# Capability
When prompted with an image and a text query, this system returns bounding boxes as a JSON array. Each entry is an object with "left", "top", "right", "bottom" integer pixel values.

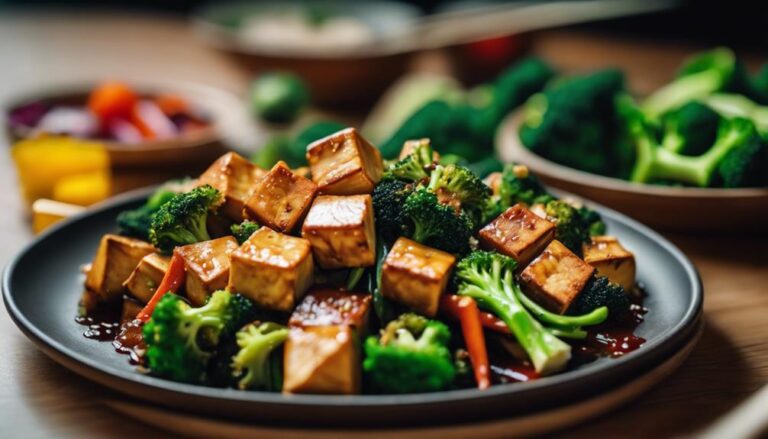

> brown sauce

[{"left": 76, "top": 293, "right": 146, "bottom": 365}]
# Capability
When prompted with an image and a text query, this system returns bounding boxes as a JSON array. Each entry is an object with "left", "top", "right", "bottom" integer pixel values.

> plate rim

[{"left": 2, "top": 186, "right": 704, "bottom": 413}]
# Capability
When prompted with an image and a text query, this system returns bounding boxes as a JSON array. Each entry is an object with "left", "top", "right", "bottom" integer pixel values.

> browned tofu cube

[
  {"left": 301, "top": 194, "right": 376, "bottom": 269},
  {"left": 123, "top": 253, "right": 170, "bottom": 304},
  {"left": 283, "top": 325, "right": 360, "bottom": 394},
  {"left": 306, "top": 128, "right": 383, "bottom": 195},
  {"left": 398, "top": 138, "right": 440, "bottom": 161},
  {"left": 85, "top": 234, "right": 155, "bottom": 301},
  {"left": 381, "top": 237, "right": 456, "bottom": 317},
  {"left": 478, "top": 204, "right": 556, "bottom": 267},
  {"left": 228, "top": 227, "right": 314, "bottom": 312},
  {"left": 121, "top": 296, "right": 143, "bottom": 324},
  {"left": 198, "top": 152, "right": 265, "bottom": 222},
  {"left": 288, "top": 288, "right": 372, "bottom": 331},
  {"left": 520, "top": 240, "right": 595, "bottom": 314},
  {"left": 243, "top": 161, "right": 317, "bottom": 233},
  {"left": 583, "top": 236, "right": 636, "bottom": 290},
  {"left": 176, "top": 237, "right": 239, "bottom": 306}
]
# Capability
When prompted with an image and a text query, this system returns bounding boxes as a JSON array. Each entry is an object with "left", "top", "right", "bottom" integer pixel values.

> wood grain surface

[{"left": 0, "top": 12, "right": 766, "bottom": 438}]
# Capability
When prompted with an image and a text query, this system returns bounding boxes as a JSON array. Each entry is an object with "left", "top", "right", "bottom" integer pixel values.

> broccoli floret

[
  {"left": 703, "top": 93, "right": 768, "bottom": 135},
  {"left": 520, "top": 69, "right": 633, "bottom": 178},
  {"left": 542, "top": 200, "right": 591, "bottom": 255},
  {"left": 143, "top": 290, "right": 255, "bottom": 384},
  {"left": 427, "top": 164, "right": 491, "bottom": 225},
  {"left": 231, "top": 220, "right": 260, "bottom": 245},
  {"left": 643, "top": 48, "right": 768, "bottom": 119},
  {"left": 116, "top": 188, "right": 176, "bottom": 240},
  {"left": 372, "top": 179, "right": 413, "bottom": 244},
  {"left": 716, "top": 131, "right": 768, "bottom": 187},
  {"left": 402, "top": 187, "right": 473, "bottom": 254},
  {"left": 577, "top": 206, "right": 607, "bottom": 237},
  {"left": 231, "top": 322, "right": 289, "bottom": 391},
  {"left": 661, "top": 101, "right": 722, "bottom": 156},
  {"left": 149, "top": 185, "right": 221, "bottom": 254},
  {"left": 249, "top": 72, "right": 309, "bottom": 124},
  {"left": 498, "top": 163, "right": 554, "bottom": 207},
  {"left": 363, "top": 313, "right": 456, "bottom": 393},
  {"left": 569, "top": 276, "right": 630, "bottom": 319},
  {"left": 619, "top": 95, "right": 766, "bottom": 187},
  {"left": 455, "top": 251, "right": 571, "bottom": 375},
  {"left": 382, "top": 140, "right": 435, "bottom": 183}
]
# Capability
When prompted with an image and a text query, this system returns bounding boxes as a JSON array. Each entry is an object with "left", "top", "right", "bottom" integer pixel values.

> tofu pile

[{"left": 85, "top": 128, "right": 636, "bottom": 395}]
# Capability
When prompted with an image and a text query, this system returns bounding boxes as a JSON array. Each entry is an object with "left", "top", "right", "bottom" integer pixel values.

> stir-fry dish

[
  {"left": 520, "top": 48, "right": 768, "bottom": 188},
  {"left": 78, "top": 128, "right": 646, "bottom": 394}
]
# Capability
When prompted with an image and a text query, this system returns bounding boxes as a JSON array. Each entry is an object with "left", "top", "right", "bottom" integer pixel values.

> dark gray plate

[{"left": 3, "top": 188, "right": 702, "bottom": 428}]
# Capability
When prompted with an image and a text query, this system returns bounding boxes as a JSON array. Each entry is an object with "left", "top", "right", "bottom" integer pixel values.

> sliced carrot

[
  {"left": 136, "top": 252, "right": 185, "bottom": 322},
  {"left": 441, "top": 295, "right": 491, "bottom": 390},
  {"left": 88, "top": 81, "right": 138, "bottom": 122}
]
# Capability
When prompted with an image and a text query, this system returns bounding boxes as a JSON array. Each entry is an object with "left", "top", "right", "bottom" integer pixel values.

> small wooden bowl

[
  {"left": 498, "top": 112, "right": 768, "bottom": 233},
  {"left": 3, "top": 81, "right": 251, "bottom": 169}
]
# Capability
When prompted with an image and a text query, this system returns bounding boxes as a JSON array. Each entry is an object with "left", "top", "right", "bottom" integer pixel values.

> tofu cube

[
  {"left": 398, "top": 138, "right": 440, "bottom": 161},
  {"left": 228, "top": 227, "right": 314, "bottom": 312},
  {"left": 175, "top": 237, "right": 239, "bottom": 306},
  {"left": 85, "top": 234, "right": 155, "bottom": 301},
  {"left": 121, "top": 296, "right": 143, "bottom": 324},
  {"left": 381, "top": 237, "right": 456, "bottom": 317},
  {"left": 243, "top": 161, "right": 317, "bottom": 233},
  {"left": 283, "top": 325, "right": 360, "bottom": 394},
  {"left": 582, "top": 236, "right": 636, "bottom": 290},
  {"left": 306, "top": 128, "right": 383, "bottom": 195},
  {"left": 520, "top": 240, "right": 595, "bottom": 314},
  {"left": 478, "top": 204, "right": 556, "bottom": 267},
  {"left": 198, "top": 152, "right": 265, "bottom": 222},
  {"left": 288, "top": 288, "right": 372, "bottom": 331},
  {"left": 301, "top": 194, "right": 376, "bottom": 269},
  {"left": 123, "top": 253, "right": 170, "bottom": 304}
]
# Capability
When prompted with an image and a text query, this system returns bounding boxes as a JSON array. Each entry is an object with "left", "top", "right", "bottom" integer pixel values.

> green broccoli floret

[
  {"left": 542, "top": 200, "right": 591, "bottom": 255},
  {"left": 619, "top": 95, "right": 766, "bottom": 187},
  {"left": 577, "top": 205, "right": 607, "bottom": 237},
  {"left": 149, "top": 185, "right": 221, "bottom": 254},
  {"left": 372, "top": 179, "right": 414, "bottom": 244},
  {"left": 382, "top": 140, "right": 435, "bottom": 183},
  {"left": 661, "top": 101, "right": 722, "bottom": 156},
  {"left": 402, "top": 187, "right": 473, "bottom": 254},
  {"left": 569, "top": 276, "right": 630, "bottom": 319},
  {"left": 363, "top": 313, "right": 456, "bottom": 393},
  {"left": 455, "top": 251, "right": 571, "bottom": 375},
  {"left": 231, "top": 322, "right": 289, "bottom": 391},
  {"left": 703, "top": 93, "right": 768, "bottom": 135},
  {"left": 643, "top": 48, "right": 768, "bottom": 119},
  {"left": 143, "top": 290, "right": 255, "bottom": 384},
  {"left": 427, "top": 164, "right": 491, "bottom": 225},
  {"left": 520, "top": 69, "right": 633, "bottom": 178},
  {"left": 498, "top": 163, "right": 554, "bottom": 207},
  {"left": 249, "top": 72, "right": 309, "bottom": 124},
  {"left": 231, "top": 220, "right": 260, "bottom": 245},
  {"left": 116, "top": 188, "right": 176, "bottom": 241}
]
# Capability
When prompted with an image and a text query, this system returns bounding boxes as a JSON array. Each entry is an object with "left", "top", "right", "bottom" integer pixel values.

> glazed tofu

[
  {"left": 288, "top": 288, "right": 372, "bottom": 331},
  {"left": 175, "top": 237, "right": 239, "bottom": 306},
  {"left": 583, "top": 236, "right": 636, "bottom": 290},
  {"left": 283, "top": 325, "right": 360, "bottom": 394},
  {"left": 228, "top": 227, "right": 313, "bottom": 312},
  {"left": 243, "top": 161, "right": 317, "bottom": 233},
  {"left": 301, "top": 195, "right": 376, "bottom": 269},
  {"left": 381, "top": 237, "right": 456, "bottom": 317},
  {"left": 198, "top": 152, "right": 265, "bottom": 222},
  {"left": 123, "top": 253, "right": 170, "bottom": 304},
  {"left": 478, "top": 204, "right": 556, "bottom": 267},
  {"left": 398, "top": 138, "right": 440, "bottom": 161},
  {"left": 306, "top": 128, "right": 383, "bottom": 195},
  {"left": 85, "top": 234, "right": 155, "bottom": 301},
  {"left": 520, "top": 240, "right": 595, "bottom": 314}
]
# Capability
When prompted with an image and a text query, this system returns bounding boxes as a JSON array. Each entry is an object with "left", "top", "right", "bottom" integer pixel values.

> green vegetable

[
  {"left": 661, "top": 101, "right": 722, "bottom": 156},
  {"left": 455, "top": 251, "right": 571, "bottom": 375},
  {"left": 542, "top": 200, "right": 591, "bottom": 256},
  {"left": 520, "top": 69, "right": 633, "bottom": 178},
  {"left": 372, "top": 179, "right": 413, "bottom": 244},
  {"left": 148, "top": 185, "right": 221, "bottom": 254},
  {"left": 252, "top": 121, "right": 347, "bottom": 169},
  {"left": 568, "top": 276, "right": 630, "bottom": 319},
  {"left": 402, "top": 187, "right": 473, "bottom": 255},
  {"left": 250, "top": 72, "right": 309, "bottom": 123},
  {"left": 231, "top": 322, "right": 289, "bottom": 391},
  {"left": 363, "top": 313, "right": 456, "bottom": 393},
  {"left": 143, "top": 290, "right": 255, "bottom": 384},
  {"left": 231, "top": 220, "right": 260, "bottom": 245},
  {"left": 426, "top": 163, "right": 491, "bottom": 226},
  {"left": 703, "top": 93, "right": 768, "bottom": 135},
  {"left": 619, "top": 95, "right": 767, "bottom": 187},
  {"left": 382, "top": 140, "right": 435, "bottom": 183},
  {"left": 643, "top": 48, "right": 768, "bottom": 119},
  {"left": 497, "top": 163, "right": 554, "bottom": 207},
  {"left": 117, "top": 188, "right": 175, "bottom": 240}
]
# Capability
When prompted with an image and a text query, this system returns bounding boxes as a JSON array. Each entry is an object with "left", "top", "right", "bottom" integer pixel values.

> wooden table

[{"left": 1, "top": 13, "right": 766, "bottom": 438}]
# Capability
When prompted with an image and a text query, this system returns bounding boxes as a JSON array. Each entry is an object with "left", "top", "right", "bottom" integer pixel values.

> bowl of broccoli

[{"left": 498, "top": 48, "right": 768, "bottom": 233}]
